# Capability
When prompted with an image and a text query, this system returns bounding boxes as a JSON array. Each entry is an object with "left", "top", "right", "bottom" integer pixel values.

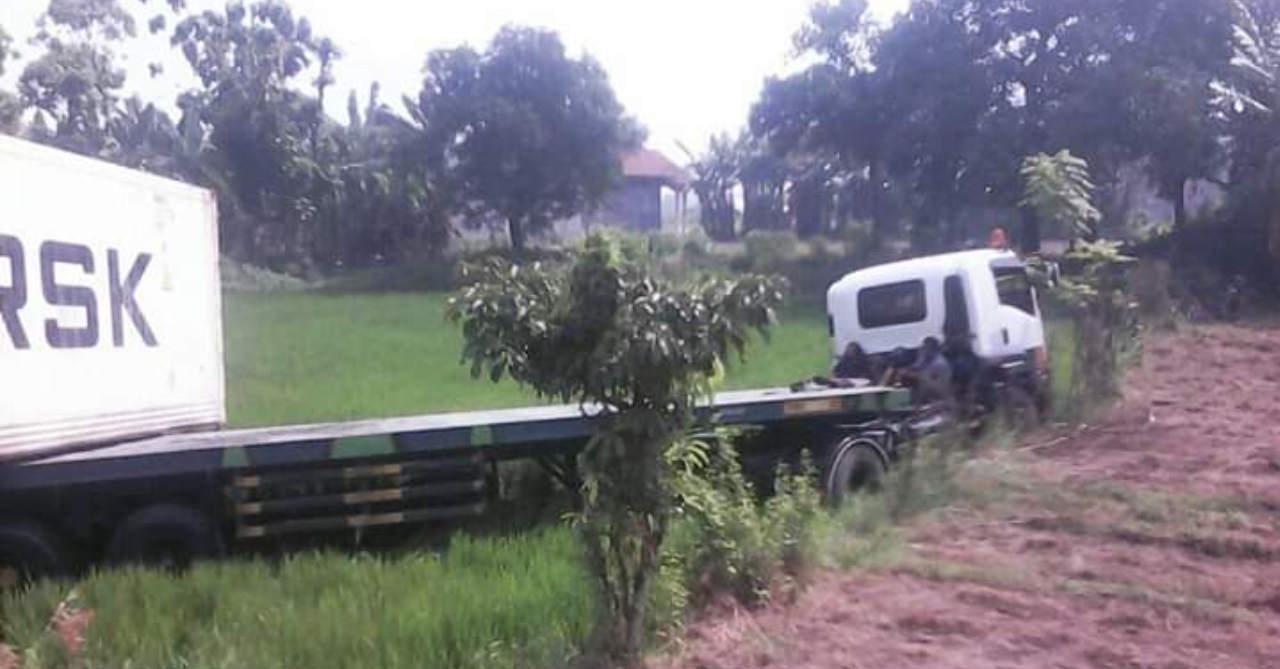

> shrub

[
  {"left": 1031, "top": 241, "right": 1140, "bottom": 419},
  {"left": 742, "top": 230, "right": 802, "bottom": 272},
  {"left": 660, "top": 432, "right": 825, "bottom": 616},
  {"left": 681, "top": 230, "right": 713, "bottom": 261},
  {"left": 647, "top": 231, "right": 683, "bottom": 258},
  {"left": 838, "top": 221, "right": 875, "bottom": 259},
  {"left": 220, "top": 257, "right": 312, "bottom": 292}
]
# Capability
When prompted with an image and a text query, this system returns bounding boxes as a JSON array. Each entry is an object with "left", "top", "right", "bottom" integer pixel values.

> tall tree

[
  {"left": 170, "top": 0, "right": 335, "bottom": 269},
  {"left": 687, "top": 134, "right": 741, "bottom": 241},
  {"left": 1215, "top": 0, "right": 1280, "bottom": 274},
  {"left": 315, "top": 84, "right": 449, "bottom": 269},
  {"left": 874, "top": 0, "right": 998, "bottom": 248},
  {"left": 19, "top": 0, "right": 135, "bottom": 155},
  {"left": 1118, "top": 0, "right": 1236, "bottom": 229},
  {"left": 755, "top": 0, "right": 899, "bottom": 244},
  {"left": 0, "top": 25, "right": 20, "bottom": 133},
  {"left": 737, "top": 134, "right": 788, "bottom": 232},
  {"left": 0, "top": 25, "right": 13, "bottom": 75},
  {"left": 417, "top": 27, "right": 642, "bottom": 255}
]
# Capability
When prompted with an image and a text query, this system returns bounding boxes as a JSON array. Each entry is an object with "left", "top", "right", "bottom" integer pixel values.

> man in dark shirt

[{"left": 902, "top": 337, "right": 953, "bottom": 404}]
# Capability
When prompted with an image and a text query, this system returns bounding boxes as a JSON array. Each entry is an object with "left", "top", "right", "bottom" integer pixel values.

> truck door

[
  {"left": 943, "top": 275, "right": 971, "bottom": 344},
  {"left": 990, "top": 263, "right": 1046, "bottom": 358}
]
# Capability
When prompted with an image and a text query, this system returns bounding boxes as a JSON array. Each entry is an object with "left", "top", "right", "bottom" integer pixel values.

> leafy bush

[
  {"left": 1052, "top": 241, "right": 1140, "bottom": 401},
  {"left": 742, "top": 230, "right": 802, "bottom": 272},
  {"left": 220, "top": 257, "right": 312, "bottom": 292},
  {"left": 318, "top": 261, "right": 461, "bottom": 293},
  {"left": 647, "top": 231, "right": 684, "bottom": 258},
  {"left": 660, "top": 432, "right": 825, "bottom": 618},
  {"left": 838, "top": 220, "right": 876, "bottom": 258},
  {"left": 1020, "top": 150, "right": 1102, "bottom": 239},
  {"left": 1031, "top": 242, "right": 1140, "bottom": 420},
  {"left": 682, "top": 230, "right": 713, "bottom": 261}
]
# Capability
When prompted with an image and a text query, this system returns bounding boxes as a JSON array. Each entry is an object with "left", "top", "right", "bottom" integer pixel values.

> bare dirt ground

[{"left": 658, "top": 323, "right": 1280, "bottom": 669}]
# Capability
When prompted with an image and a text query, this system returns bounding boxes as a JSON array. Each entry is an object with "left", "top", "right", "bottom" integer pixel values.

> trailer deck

[{"left": 0, "top": 385, "right": 911, "bottom": 492}]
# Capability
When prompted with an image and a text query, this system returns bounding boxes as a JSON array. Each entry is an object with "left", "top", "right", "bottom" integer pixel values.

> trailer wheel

[
  {"left": 0, "top": 520, "right": 66, "bottom": 586},
  {"left": 106, "top": 505, "right": 223, "bottom": 569},
  {"left": 822, "top": 438, "right": 886, "bottom": 507}
]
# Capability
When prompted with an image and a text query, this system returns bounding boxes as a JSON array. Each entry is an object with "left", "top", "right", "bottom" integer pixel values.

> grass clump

[{"left": 2, "top": 529, "right": 593, "bottom": 669}]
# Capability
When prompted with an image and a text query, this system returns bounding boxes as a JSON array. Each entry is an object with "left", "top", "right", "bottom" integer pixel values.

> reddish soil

[{"left": 658, "top": 323, "right": 1280, "bottom": 669}]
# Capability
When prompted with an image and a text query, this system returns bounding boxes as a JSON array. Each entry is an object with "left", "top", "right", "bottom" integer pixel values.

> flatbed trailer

[{"left": 0, "top": 385, "right": 929, "bottom": 579}]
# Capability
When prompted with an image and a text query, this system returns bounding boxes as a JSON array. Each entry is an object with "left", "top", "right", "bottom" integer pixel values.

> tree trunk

[
  {"left": 508, "top": 217, "right": 528, "bottom": 258},
  {"left": 1172, "top": 178, "right": 1188, "bottom": 230},
  {"left": 1269, "top": 205, "right": 1280, "bottom": 281},
  {"left": 1020, "top": 207, "right": 1042, "bottom": 254},
  {"left": 792, "top": 179, "right": 825, "bottom": 239},
  {"left": 868, "top": 155, "right": 886, "bottom": 252}
]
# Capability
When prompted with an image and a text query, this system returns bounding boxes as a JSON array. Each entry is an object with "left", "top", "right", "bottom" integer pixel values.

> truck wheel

[
  {"left": 822, "top": 438, "right": 886, "bottom": 507},
  {"left": 0, "top": 520, "right": 66, "bottom": 586},
  {"left": 106, "top": 505, "right": 223, "bottom": 569},
  {"left": 998, "top": 385, "right": 1042, "bottom": 434}
]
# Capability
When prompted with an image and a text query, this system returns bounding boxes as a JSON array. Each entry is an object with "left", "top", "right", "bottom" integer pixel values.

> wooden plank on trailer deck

[
  {"left": 236, "top": 502, "right": 486, "bottom": 539},
  {"left": 235, "top": 480, "right": 485, "bottom": 516}
]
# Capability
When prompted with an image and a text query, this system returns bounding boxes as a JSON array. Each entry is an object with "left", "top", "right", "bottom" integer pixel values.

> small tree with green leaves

[
  {"left": 1052, "top": 240, "right": 1138, "bottom": 403},
  {"left": 1021, "top": 151, "right": 1137, "bottom": 411},
  {"left": 1020, "top": 150, "right": 1102, "bottom": 241},
  {"left": 448, "top": 234, "right": 783, "bottom": 664}
]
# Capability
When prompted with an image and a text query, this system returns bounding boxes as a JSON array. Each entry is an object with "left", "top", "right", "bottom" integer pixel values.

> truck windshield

[
  {"left": 858, "top": 280, "right": 927, "bottom": 328},
  {"left": 993, "top": 266, "right": 1037, "bottom": 316}
]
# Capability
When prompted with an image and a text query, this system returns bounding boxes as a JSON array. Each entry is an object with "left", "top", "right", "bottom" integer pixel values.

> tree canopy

[
  {"left": 417, "top": 27, "right": 643, "bottom": 255},
  {"left": 741, "top": 0, "right": 1256, "bottom": 258},
  {"left": 0, "top": 2, "right": 640, "bottom": 272}
]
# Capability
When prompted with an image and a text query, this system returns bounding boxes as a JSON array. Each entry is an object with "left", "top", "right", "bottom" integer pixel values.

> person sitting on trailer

[
  {"left": 833, "top": 341, "right": 877, "bottom": 381},
  {"left": 898, "top": 337, "right": 953, "bottom": 405},
  {"left": 792, "top": 342, "right": 876, "bottom": 391}
]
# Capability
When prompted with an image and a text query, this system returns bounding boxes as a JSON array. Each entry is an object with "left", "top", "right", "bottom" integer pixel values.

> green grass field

[
  {"left": 2, "top": 529, "right": 593, "bottom": 669},
  {"left": 223, "top": 292, "right": 831, "bottom": 426}
]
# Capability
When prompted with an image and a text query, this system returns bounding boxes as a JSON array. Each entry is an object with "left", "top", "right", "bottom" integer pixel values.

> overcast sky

[{"left": 0, "top": 0, "right": 907, "bottom": 158}]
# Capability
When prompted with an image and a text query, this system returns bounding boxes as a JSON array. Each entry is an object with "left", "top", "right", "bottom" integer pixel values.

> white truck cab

[{"left": 827, "top": 249, "right": 1050, "bottom": 409}]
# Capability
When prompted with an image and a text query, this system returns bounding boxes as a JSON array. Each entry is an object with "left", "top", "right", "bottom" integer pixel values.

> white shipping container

[{"left": 0, "top": 135, "right": 225, "bottom": 462}]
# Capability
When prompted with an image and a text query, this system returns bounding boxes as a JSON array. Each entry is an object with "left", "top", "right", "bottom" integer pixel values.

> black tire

[
  {"left": 998, "top": 384, "right": 1043, "bottom": 434},
  {"left": 0, "top": 519, "right": 66, "bottom": 586},
  {"left": 822, "top": 439, "right": 886, "bottom": 508},
  {"left": 106, "top": 504, "right": 223, "bottom": 569}
]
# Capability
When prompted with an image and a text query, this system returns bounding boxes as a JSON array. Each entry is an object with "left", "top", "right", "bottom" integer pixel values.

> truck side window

[
  {"left": 993, "top": 266, "right": 1037, "bottom": 316},
  {"left": 857, "top": 280, "right": 926, "bottom": 328},
  {"left": 943, "top": 275, "right": 971, "bottom": 340}
]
